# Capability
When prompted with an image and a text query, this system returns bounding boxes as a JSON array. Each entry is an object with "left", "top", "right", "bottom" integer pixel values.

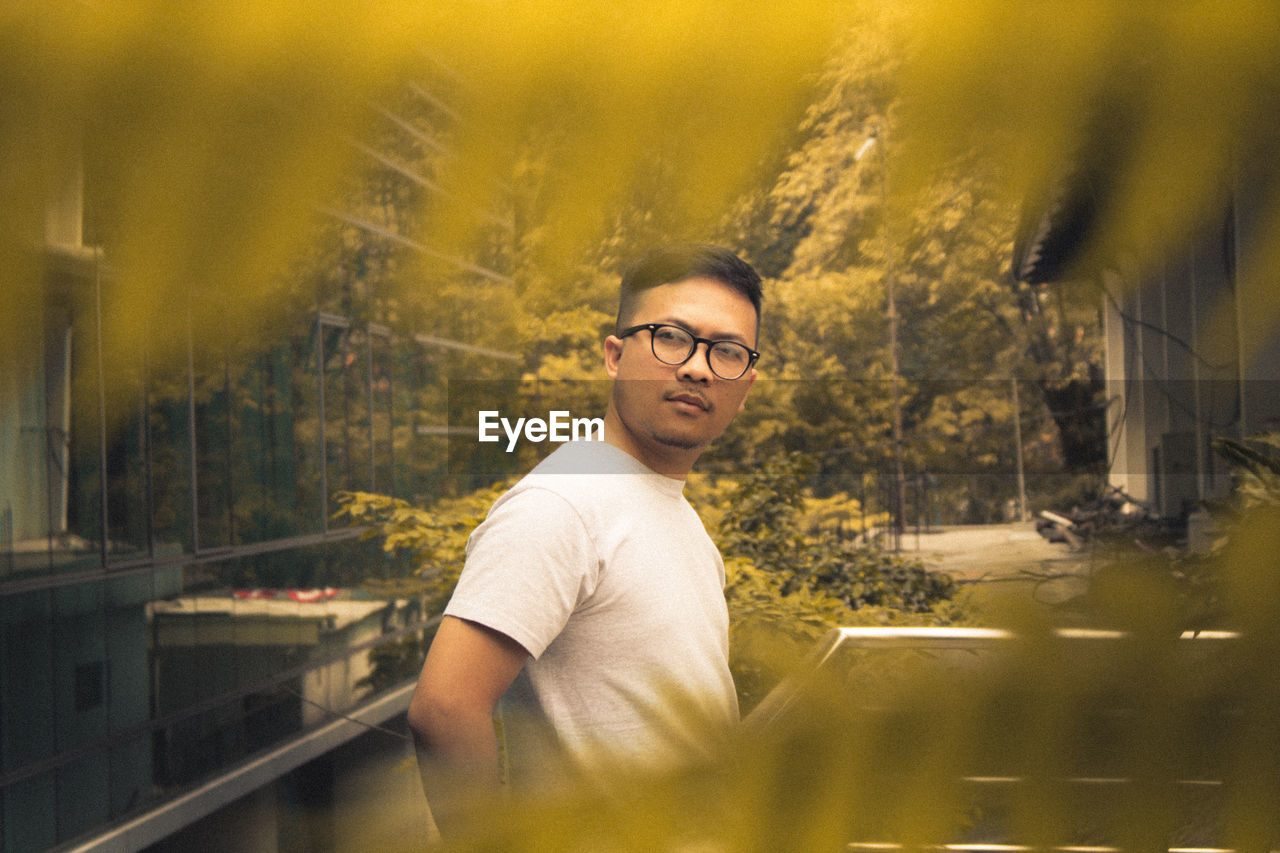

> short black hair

[{"left": 616, "top": 244, "right": 763, "bottom": 335}]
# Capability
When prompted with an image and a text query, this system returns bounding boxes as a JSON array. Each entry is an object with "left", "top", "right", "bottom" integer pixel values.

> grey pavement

[{"left": 900, "top": 521, "right": 1094, "bottom": 603}]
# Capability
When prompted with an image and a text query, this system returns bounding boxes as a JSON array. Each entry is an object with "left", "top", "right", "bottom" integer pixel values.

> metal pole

[
  {"left": 878, "top": 130, "right": 908, "bottom": 549},
  {"left": 366, "top": 327, "right": 376, "bottom": 492},
  {"left": 855, "top": 128, "right": 907, "bottom": 550},
  {"left": 92, "top": 248, "right": 111, "bottom": 566},
  {"left": 187, "top": 313, "right": 199, "bottom": 553},
  {"left": 1011, "top": 376, "right": 1029, "bottom": 521},
  {"left": 317, "top": 317, "right": 328, "bottom": 532}
]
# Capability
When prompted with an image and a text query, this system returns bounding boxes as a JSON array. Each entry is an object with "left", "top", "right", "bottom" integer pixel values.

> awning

[{"left": 1011, "top": 159, "right": 1103, "bottom": 285}]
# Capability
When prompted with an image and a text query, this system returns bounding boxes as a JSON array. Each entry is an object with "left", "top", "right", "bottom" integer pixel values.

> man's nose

[{"left": 676, "top": 342, "right": 715, "bottom": 383}]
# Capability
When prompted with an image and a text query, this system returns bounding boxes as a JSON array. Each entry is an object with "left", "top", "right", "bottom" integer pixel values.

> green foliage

[
  {"left": 1213, "top": 433, "right": 1280, "bottom": 517},
  {"left": 707, "top": 450, "right": 967, "bottom": 710},
  {"left": 723, "top": 555, "right": 850, "bottom": 714},
  {"left": 715, "top": 450, "right": 958, "bottom": 613},
  {"left": 702, "top": 15, "right": 1106, "bottom": 513},
  {"left": 1157, "top": 433, "right": 1280, "bottom": 625},
  {"left": 716, "top": 451, "right": 813, "bottom": 582},
  {"left": 1073, "top": 433, "right": 1280, "bottom": 631},
  {"left": 806, "top": 537, "right": 957, "bottom": 613},
  {"left": 332, "top": 483, "right": 510, "bottom": 610}
]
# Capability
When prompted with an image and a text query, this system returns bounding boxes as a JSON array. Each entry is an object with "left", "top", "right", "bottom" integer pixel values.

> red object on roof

[{"left": 287, "top": 588, "right": 340, "bottom": 603}]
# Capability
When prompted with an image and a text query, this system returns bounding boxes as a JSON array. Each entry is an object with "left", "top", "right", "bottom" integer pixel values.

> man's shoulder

[
  {"left": 526, "top": 439, "right": 639, "bottom": 477},
  {"left": 482, "top": 441, "right": 688, "bottom": 533},
  {"left": 509, "top": 441, "right": 638, "bottom": 500},
  {"left": 479, "top": 443, "right": 608, "bottom": 521}
]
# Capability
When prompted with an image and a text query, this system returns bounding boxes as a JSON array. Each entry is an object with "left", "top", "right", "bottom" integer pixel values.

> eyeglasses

[{"left": 617, "top": 323, "right": 759, "bottom": 381}]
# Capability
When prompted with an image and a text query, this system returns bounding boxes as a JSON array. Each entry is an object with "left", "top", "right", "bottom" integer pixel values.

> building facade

[
  {"left": 1014, "top": 148, "right": 1280, "bottom": 526},
  {"left": 1, "top": 108, "right": 518, "bottom": 851}
]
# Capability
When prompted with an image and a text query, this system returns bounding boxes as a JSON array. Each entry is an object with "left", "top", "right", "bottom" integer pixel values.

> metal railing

[{"left": 747, "top": 627, "right": 1246, "bottom": 853}]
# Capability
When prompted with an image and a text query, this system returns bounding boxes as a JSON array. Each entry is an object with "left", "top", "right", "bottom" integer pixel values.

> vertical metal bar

[
  {"left": 880, "top": 138, "right": 907, "bottom": 552},
  {"left": 366, "top": 326, "right": 376, "bottom": 492},
  {"left": 859, "top": 127, "right": 907, "bottom": 550},
  {"left": 143, "top": 364, "right": 154, "bottom": 558},
  {"left": 1188, "top": 245, "right": 1207, "bottom": 502},
  {"left": 341, "top": 331, "right": 353, "bottom": 495},
  {"left": 317, "top": 316, "right": 328, "bottom": 532},
  {"left": 914, "top": 473, "right": 922, "bottom": 548},
  {"left": 1012, "top": 376, "right": 1029, "bottom": 522},
  {"left": 1230, "top": 163, "right": 1246, "bottom": 438},
  {"left": 187, "top": 310, "right": 199, "bottom": 554},
  {"left": 224, "top": 359, "right": 234, "bottom": 544},
  {"left": 386, "top": 341, "right": 396, "bottom": 498},
  {"left": 94, "top": 247, "right": 109, "bottom": 568},
  {"left": 48, "top": 584, "right": 60, "bottom": 839},
  {"left": 859, "top": 477, "right": 867, "bottom": 540}
]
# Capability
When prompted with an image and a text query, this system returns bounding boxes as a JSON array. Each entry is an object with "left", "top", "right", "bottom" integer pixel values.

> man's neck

[{"left": 600, "top": 407, "right": 699, "bottom": 481}]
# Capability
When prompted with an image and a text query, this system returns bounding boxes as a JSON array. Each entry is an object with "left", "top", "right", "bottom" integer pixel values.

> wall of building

[
  {"left": 1100, "top": 163, "right": 1280, "bottom": 523},
  {"left": 1, "top": 161, "right": 516, "bottom": 852},
  {"left": 139, "top": 716, "right": 433, "bottom": 853}
]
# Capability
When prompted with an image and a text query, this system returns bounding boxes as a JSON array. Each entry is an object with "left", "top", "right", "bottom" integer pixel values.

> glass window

[
  {"left": 153, "top": 563, "right": 241, "bottom": 716},
  {"left": 0, "top": 590, "right": 56, "bottom": 772},
  {"left": 53, "top": 581, "right": 108, "bottom": 751},
  {"left": 103, "top": 374, "right": 151, "bottom": 562},
  {"left": 148, "top": 365, "right": 194, "bottom": 555},
  {"left": 230, "top": 348, "right": 303, "bottom": 544},
  {"left": 193, "top": 362, "right": 233, "bottom": 550},
  {"left": 392, "top": 345, "right": 444, "bottom": 503},
  {"left": 153, "top": 696, "right": 271, "bottom": 789},
  {"left": 341, "top": 324, "right": 373, "bottom": 496},
  {"left": 106, "top": 574, "right": 153, "bottom": 734},
  {"left": 291, "top": 325, "right": 325, "bottom": 534},
  {"left": 67, "top": 298, "right": 105, "bottom": 567},
  {"left": 318, "top": 318, "right": 354, "bottom": 522},
  {"left": 370, "top": 326, "right": 394, "bottom": 494},
  {"left": 109, "top": 734, "right": 153, "bottom": 819},
  {"left": 2, "top": 769, "right": 56, "bottom": 852},
  {"left": 0, "top": 285, "right": 65, "bottom": 578},
  {"left": 56, "top": 749, "right": 110, "bottom": 843}
]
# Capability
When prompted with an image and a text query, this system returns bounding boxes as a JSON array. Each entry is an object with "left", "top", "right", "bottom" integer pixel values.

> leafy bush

[
  {"left": 712, "top": 451, "right": 959, "bottom": 613},
  {"left": 332, "top": 482, "right": 511, "bottom": 612},
  {"left": 723, "top": 555, "right": 850, "bottom": 713},
  {"left": 332, "top": 485, "right": 513, "bottom": 697},
  {"left": 806, "top": 537, "right": 957, "bottom": 612},
  {"left": 714, "top": 452, "right": 813, "bottom": 583},
  {"left": 1157, "top": 432, "right": 1280, "bottom": 626},
  {"left": 1212, "top": 432, "right": 1280, "bottom": 519},
  {"left": 1065, "top": 433, "right": 1280, "bottom": 631},
  {"left": 707, "top": 451, "right": 967, "bottom": 709}
]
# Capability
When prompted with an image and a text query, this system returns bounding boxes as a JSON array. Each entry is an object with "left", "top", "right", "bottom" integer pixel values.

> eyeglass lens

[{"left": 650, "top": 326, "right": 751, "bottom": 379}]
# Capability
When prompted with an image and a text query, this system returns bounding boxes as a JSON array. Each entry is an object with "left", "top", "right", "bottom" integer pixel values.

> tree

[{"left": 707, "top": 12, "right": 1106, "bottom": 519}]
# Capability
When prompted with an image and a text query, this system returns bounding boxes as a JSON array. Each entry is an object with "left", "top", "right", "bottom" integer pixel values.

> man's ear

[{"left": 603, "top": 335, "right": 623, "bottom": 379}]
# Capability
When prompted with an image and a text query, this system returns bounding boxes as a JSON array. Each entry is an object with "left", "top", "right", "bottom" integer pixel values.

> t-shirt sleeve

[{"left": 443, "top": 486, "right": 600, "bottom": 660}]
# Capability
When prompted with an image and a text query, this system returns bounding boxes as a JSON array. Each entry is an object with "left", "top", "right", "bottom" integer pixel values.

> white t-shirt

[{"left": 443, "top": 440, "right": 738, "bottom": 780}]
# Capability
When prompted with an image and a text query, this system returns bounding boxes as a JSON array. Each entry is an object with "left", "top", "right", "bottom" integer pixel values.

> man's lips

[{"left": 665, "top": 390, "right": 711, "bottom": 412}]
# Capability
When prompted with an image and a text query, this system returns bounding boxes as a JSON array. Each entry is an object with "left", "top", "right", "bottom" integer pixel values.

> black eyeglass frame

[{"left": 616, "top": 323, "right": 760, "bottom": 380}]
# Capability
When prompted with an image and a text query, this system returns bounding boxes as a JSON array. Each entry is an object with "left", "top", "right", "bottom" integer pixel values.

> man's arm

[{"left": 407, "top": 615, "right": 530, "bottom": 839}]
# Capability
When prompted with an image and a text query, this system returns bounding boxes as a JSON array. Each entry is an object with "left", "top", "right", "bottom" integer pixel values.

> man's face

[{"left": 603, "top": 276, "right": 758, "bottom": 462}]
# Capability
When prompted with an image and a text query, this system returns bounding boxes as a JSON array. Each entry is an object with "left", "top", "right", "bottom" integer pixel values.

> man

[{"left": 407, "top": 244, "right": 761, "bottom": 835}]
